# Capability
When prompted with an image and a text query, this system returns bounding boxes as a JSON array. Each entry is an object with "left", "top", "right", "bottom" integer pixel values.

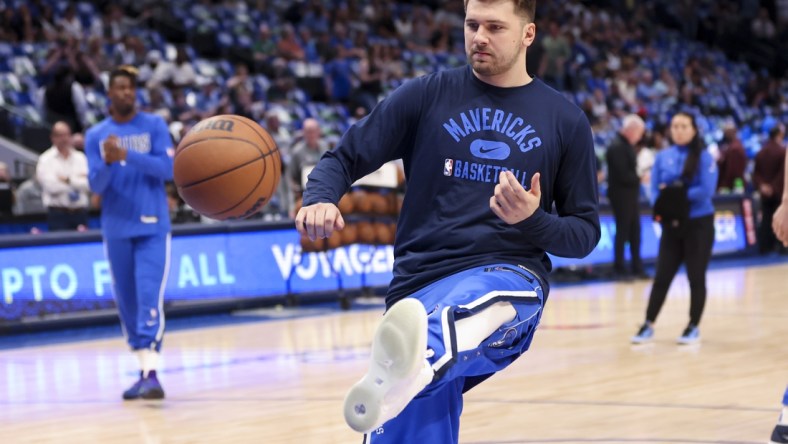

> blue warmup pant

[
  {"left": 366, "top": 264, "right": 547, "bottom": 444},
  {"left": 105, "top": 233, "right": 171, "bottom": 352},
  {"left": 783, "top": 386, "right": 788, "bottom": 406}
]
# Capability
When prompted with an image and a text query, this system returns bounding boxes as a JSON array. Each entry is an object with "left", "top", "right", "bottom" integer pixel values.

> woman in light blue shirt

[{"left": 632, "top": 112, "right": 718, "bottom": 345}]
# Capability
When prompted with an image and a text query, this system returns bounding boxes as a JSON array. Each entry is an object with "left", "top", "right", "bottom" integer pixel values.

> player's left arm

[
  {"left": 123, "top": 117, "right": 174, "bottom": 181},
  {"left": 686, "top": 151, "right": 718, "bottom": 203},
  {"left": 508, "top": 112, "right": 601, "bottom": 258}
]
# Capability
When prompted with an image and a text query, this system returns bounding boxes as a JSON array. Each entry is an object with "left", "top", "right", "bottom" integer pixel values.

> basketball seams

[
  {"left": 176, "top": 136, "right": 260, "bottom": 155},
  {"left": 176, "top": 156, "right": 265, "bottom": 189},
  {"left": 230, "top": 115, "right": 280, "bottom": 158},
  {"left": 174, "top": 114, "right": 282, "bottom": 219},
  {"left": 204, "top": 160, "right": 267, "bottom": 218}
]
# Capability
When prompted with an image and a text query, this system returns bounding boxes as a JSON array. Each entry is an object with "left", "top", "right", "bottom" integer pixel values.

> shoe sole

[
  {"left": 140, "top": 387, "right": 165, "bottom": 400},
  {"left": 343, "top": 298, "right": 428, "bottom": 433},
  {"left": 677, "top": 338, "right": 700, "bottom": 345}
]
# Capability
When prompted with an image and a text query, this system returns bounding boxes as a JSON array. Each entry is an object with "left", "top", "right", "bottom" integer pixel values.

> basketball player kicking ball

[
  {"left": 769, "top": 129, "right": 788, "bottom": 444},
  {"left": 86, "top": 66, "right": 174, "bottom": 400},
  {"left": 296, "top": 1, "right": 600, "bottom": 442}
]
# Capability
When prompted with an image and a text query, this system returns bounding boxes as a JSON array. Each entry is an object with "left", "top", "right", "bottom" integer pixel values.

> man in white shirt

[{"left": 36, "top": 121, "right": 91, "bottom": 231}]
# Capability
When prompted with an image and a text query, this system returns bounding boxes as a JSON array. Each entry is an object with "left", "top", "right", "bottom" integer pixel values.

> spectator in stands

[
  {"left": 36, "top": 121, "right": 90, "bottom": 231},
  {"left": 13, "top": 175, "right": 44, "bottom": 216},
  {"left": 632, "top": 112, "right": 718, "bottom": 346},
  {"left": 229, "top": 86, "right": 264, "bottom": 122},
  {"left": 72, "top": 47, "right": 102, "bottom": 88},
  {"left": 266, "top": 58, "right": 298, "bottom": 103},
  {"left": 754, "top": 123, "right": 787, "bottom": 254},
  {"left": 91, "top": 4, "right": 130, "bottom": 43},
  {"left": 169, "top": 88, "right": 201, "bottom": 125},
  {"left": 0, "top": 162, "right": 15, "bottom": 217},
  {"left": 538, "top": 21, "right": 570, "bottom": 91},
  {"left": 324, "top": 51, "right": 354, "bottom": 104},
  {"left": 58, "top": 4, "right": 84, "bottom": 40},
  {"left": 289, "top": 118, "right": 329, "bottom": 197},
  {"left": 277, "top": 24, "right": 306, "bottom": 62},
  {"left": 263, "top": 111, "right": 293, "bottom": 163},
  {"left": 86, "top": 36, "right": 114, "bottom": 73},
  {"left": 252, "top": 24, "right": 278, "bottom": 75},
  {"left": 352, "top": 50, "right": 384, "bottom": 114},
  {"left": 115, "top": 35, "right": 147, "bottom": 68},
  {"left": 716, "top": 123, "right": 748, "bottom": 193},
  {"left": 144, "top": 50, "right": 174, "bottom": 90},
  {"left": 40, "top": 65, "right": 88, "bottom": 133},
  {"left": 752, "top": 7, "right": 777, "bottom": 40},
  {"left": 226, "top": 63, "right": 254, "bottom": 96},
  {"left": 606, "top": 114, "right": 647, "bottom": 281},
  {"left": 144, "top": 87, "right": 173, "bottom": 123},
  {"left": 170, "top": 46, "right": 196, "bottom": 89}
]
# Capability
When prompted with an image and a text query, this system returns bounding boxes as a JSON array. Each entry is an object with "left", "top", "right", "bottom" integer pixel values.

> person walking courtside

[
  {"left": 85, "top": 66, "right": 174, "bottom": 400},
  {"left": 768, "top": 127, "right": 788, "bottom": 444},
  {"left": 605, "top": 114, "right": 647, "bottom": 281},
  {"left": 631, "top": 112, "right": 718, "bottom": 345},
  {"left": 754, "top": 123, "right": 787, "bottom": 254},
  {"left": 296, "top": 1, "right": 601, "bottom": 442}
]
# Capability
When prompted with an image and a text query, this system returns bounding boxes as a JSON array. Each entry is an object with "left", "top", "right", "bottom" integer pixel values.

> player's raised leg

[{"left": 349, "top": 264, "right": 545, "bottom": 443}]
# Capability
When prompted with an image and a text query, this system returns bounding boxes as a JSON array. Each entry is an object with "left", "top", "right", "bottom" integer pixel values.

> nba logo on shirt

[{"left": 444, "top": 159, "right": 454, "bottom": 176}]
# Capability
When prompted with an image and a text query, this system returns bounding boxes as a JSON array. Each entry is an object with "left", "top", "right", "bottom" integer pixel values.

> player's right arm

[
  {"left": 295, "top": 202, "right": 345, "bottom": 241},
  {"left": 297, "top": 77, "right": 423, "bottom": 239},
  {"left": 85, "top": 126, "right": 115, "bottom": 194}
]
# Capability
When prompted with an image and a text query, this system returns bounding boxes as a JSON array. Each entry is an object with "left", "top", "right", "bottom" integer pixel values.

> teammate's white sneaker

[{"left": 343, "top": 298, "right": 434, "bottom": 433}]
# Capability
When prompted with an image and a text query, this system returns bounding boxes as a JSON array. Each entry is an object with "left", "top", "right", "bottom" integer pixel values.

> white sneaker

[{"left": 343, "top": 298, "right": 434, "bottom": 433}]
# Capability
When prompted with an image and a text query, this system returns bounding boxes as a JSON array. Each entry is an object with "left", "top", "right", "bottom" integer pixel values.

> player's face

[
  {"left": 464, "top": 0, "right": 534, "bottom": 79},
  {"left": 670, "top": 115, "right": 696, "bottom": 146},
  {"left": 108, "top": 76, "right": 136, "bottom": 117}
]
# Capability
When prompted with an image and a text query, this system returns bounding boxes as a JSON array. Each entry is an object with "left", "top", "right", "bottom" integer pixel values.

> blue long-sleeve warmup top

[
  {"left": 650, "top": 145, "right": 718, "bottom": 219},
  {"left": 303, "top": 66, "right": 601, "bottom": 305},
  {"left": 85, "top": 112, "right": 174, "bottom": 238}
]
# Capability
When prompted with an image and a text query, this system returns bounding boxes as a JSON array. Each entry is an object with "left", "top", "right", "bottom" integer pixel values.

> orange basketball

[{"left": 173, "top": 114, "right": 281, "bottom": 220}]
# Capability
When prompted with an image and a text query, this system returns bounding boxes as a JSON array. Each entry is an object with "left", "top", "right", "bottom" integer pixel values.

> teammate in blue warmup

[
  {"left": 296, "top": 1, "right": 600, "bottom": 442},
  {"left": 85, "top": 66, "right": 174, "bottom": 400}
]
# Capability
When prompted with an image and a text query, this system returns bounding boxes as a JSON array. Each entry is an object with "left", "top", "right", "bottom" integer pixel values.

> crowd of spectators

[{"left": 0, "top": 0, "right": 785, "bottom": 232}]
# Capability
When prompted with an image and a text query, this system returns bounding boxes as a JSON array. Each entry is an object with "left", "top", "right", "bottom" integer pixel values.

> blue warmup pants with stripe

[
  {"left": 365, "top": 264, "right": 547, "bottom": 444},
  {"left": 105, "top": 233, "right": 170, "bottom": 352},
  {"left": 783, "top": 386, "right": 788, "bottom": 406}
]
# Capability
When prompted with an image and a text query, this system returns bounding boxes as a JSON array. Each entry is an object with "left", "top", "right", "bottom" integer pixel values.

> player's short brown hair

[
  {"left": 109, "top": 65, "right": 138, "bottom": 87},
  {"left": 464, "top": 0, "right": 536, "bottom": 23}
]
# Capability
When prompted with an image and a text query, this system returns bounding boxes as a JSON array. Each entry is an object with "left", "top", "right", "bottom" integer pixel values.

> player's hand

[
  {"left": 772, "top": 202, "right": 788, "bottom": 246},
  {"left": 103, "top": 135, "right": 127, "bottom": 164},
  {"left": 295, "top": 202, "right": 345, "bottom": 241},
  {"left": 490, "top": 171, "right": 541, "bottom": 224}
]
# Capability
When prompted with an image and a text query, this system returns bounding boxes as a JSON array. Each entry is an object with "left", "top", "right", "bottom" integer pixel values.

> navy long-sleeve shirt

[{"left": 303, "top": 66, "right": 601, "bottom": 305}]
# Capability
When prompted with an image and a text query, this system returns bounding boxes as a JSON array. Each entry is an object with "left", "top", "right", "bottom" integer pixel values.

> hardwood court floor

[{"left": 1, "top": 261, "right": 786, "bottom": 444}]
